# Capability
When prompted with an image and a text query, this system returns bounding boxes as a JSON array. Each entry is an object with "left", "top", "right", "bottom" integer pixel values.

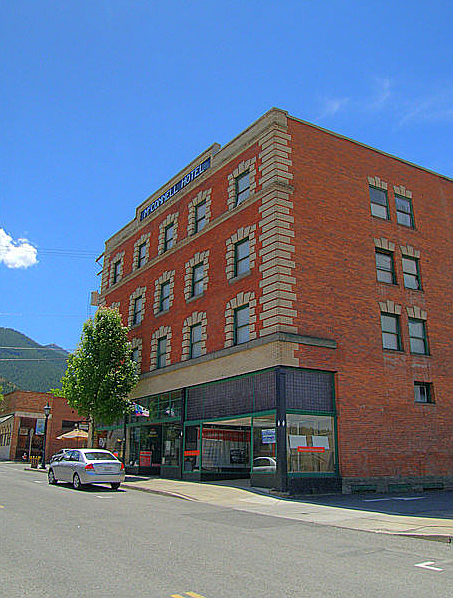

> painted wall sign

[
  {"left": 139, "top": 450, "right": 152, "bottom": 467},
  {"left": 297, "top": 446, "right": 325, "bottom": 453},
  {"left": 140, "top": 157, "right": 211, "bottom": 222},
  {"left": 184, "top": 449, "right": 200, "bottom": 457}
]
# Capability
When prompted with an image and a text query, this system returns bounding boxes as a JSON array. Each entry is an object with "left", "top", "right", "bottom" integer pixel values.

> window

[
  {"left": 192, "top": 263, "right": 204, "bottom": 297},
  {"left": 414, "top": 382, "right": 433, "bottom": 403},
  {"left": 137, "top": 243, "right": 146, "bottom": 268},
  {"left": 381, "top": 313, "right": 401, "bottom": 350},
  {"left": 195, "top": 201, "right": 206, "bottom": 233},
  {"left": 157, "top": 337, "right": 167, "bottom": 369},
  {"left": 235, "top": 239, "right": 250, "bottom": 277},
  {"left": 164, "top": 224, "right": 174, "bottom": 251},
  {"left": 395, "top": 195, "right": 414, "bottom": 227},
  {"left": 369, "top": 187, "right": 389, "bottom": 219},
  {"left": 160, "top": 281, "right": 170, "bottom": 312},
  {"left": 236, "top": 172, "right": 250, "bottom": 206},
  {"left": 375, "top": 250, "right": 395, "bottom": 284},
  {"left": 133, "top": 296, "right": 143, "bottom": 325},
  {"left": 402, "top": 257, "right": 421, "bottom": 290},
  {"left": 408, "top": 318, "right": 429, "bottom": 355},
  {"left": 190, "top": 323, "right": 202, "bottom": 359},
  {"left": 287, "top": 414, "right": 336, "bottom": 473},
  {"left": 234, "top": 304, "right": 249, "bottom": 345},
  {"left": 112, "top": 261, "right": 121, "bottom": 284},
  {"left": 131, "top": 347, "right": 139, "bottom": 363}
]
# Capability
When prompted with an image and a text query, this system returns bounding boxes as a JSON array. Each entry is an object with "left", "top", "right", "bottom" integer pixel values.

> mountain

[{"left": 0, "top": 328, "right": 69, "bottom": 392}]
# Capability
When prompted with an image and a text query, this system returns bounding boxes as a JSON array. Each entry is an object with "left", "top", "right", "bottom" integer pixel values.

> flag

[{"left": 134, "top": 403, "right": 149, "bottom": 417}]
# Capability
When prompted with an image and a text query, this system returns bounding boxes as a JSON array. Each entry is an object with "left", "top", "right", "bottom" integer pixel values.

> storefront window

[
  {"left": 201, "top": 425, "right": 250, "bottom": 472},
  {"left": 252, "top": 415, "right": 276, "bottom": 472},
  {"left": 162, "top": 424, "right": 181, "bottom": 467},
  {"left": 184, "top": 425, "right": 200, "bottom": 472},
  {"left": 287, "top": 414, "right": 335, "bottom": 473}
]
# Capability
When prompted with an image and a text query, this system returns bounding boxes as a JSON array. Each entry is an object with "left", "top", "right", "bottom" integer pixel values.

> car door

[{"left": 58, "top": 450, "right": 76, "bottom": 481}]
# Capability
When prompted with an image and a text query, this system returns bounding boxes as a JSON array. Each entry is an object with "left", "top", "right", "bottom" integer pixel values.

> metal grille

[
  {"left": 187, "top": 369, "right": 276, "bottom": 421},
  {"left": 285, "top": 368, "right": 334, "bottom": 412}
]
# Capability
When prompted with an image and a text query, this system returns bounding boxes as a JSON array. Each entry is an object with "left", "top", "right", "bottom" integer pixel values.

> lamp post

[{"left": 40, "top": 403, "right": 51, "bottom": 469}]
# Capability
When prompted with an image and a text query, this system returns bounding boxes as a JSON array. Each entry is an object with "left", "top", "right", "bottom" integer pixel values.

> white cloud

[
  {"left": 319, "top": 97, "right": 350, "bottom": 118},
  {"left": 0, "top": 228, "right": 38, "bottom": 269},
  {"left": 398, "top": 91, "right": 453, "bottom": 127},
  {"left": 367, "top": 77, "right": 391, "bottom": 111}
]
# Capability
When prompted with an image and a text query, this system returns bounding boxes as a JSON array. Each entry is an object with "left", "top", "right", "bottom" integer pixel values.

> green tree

[{"left": 57, "top": 308, "right": 138, "bottom": 428}]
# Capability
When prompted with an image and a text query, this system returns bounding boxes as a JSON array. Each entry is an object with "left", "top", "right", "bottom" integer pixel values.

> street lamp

[{"left": 40, "top": 403, "right": 51, "bottom": 469}]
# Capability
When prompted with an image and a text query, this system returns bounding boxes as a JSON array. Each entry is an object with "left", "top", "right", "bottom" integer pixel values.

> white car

[
  {"left": 253, "top": 456, "right": 277, "bottom": 472},
  {"left": 48, "top": 448, "right": 125, "bottom": 490}
]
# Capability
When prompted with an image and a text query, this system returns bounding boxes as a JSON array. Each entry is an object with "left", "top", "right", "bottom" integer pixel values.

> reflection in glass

[{"left": 287, "top": 414, "right": 335, "bottom": 473}]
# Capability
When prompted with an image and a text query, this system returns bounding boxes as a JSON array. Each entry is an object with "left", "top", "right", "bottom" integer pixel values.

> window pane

[
  {"left": 369, "top": 187, "right": 387, "bottom": 206},
  {"left": 287, "top": 414, "right": 335, "bottom": 473},
  {"left": 397, "top": 211, "right": 413, "bottom": 226},
  {"left": 236, "top": 239, "right": 249, "bottom": 260},
  {"left": 408, "top": 320, "right": 424, "bottom": 338},
  {"left": 376, "top": 253, "right": 391, "bottom": 269},
  {"left": 371, "top": 203, "right": 388, "bottom": 219},
  {"left": 157, "top": 338, "right": 167, "bottom": 368},
  {"left": 191, "top": 324, "right": 202, "bottom": 343},
  {"left": 193, "top": 264, "right": 204, "bottom": 295},
  {"left": 403, "top": 273, "right": 419, "bottom": 289},
  {"left": 410, "top": 338, "right": 426, "bottom": 354},
  {"left": 252, "top": 415, "right": 276, "bottom": 471},
  {"left": 237, "top": 172, "right": 249, "bottom": 193},
  {"left": 382, "top": 332, "right": 398, "bottom": 350},
  {"left": 236, "top": 305, "right": 249, "bottom": 327},
  {"left": 165, "top": 225, "right": 174, "bottom": 249},
  {"left": 377, "top": 270, "right": 393, "bottom": 283},
  {"left": 160, "top": 282, "right": 170, "bottom": 311},
  {"left": 414, "top": 383, "right": 430, "bottom": 403},
  {"left": 236, "top": 326, "right": 249, "bottom": 344},
  {"left": 381, "top": 314, "right": 397, "bottom": 333},
  {"left": 402, "top": 257, "right": 417, "bottom": 275},
  {"left": 395, "top": 196, "right": 411, "bottom": 213}
]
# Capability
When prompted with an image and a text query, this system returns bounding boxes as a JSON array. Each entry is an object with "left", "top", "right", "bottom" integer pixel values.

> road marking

[
  {"left": 0, "top": 505, "right": 4, "bottom": 509},
  {"left": 415, "top": 561, "right": 443, "bottom": 571},
  {"left": 96, "top": 495, "right": 113, "bottom": 499},
  {"left": 171, "top": 593, "right": 206, "bottom": 598},
  {"left": 363, "top": 498, "right": 392, "bottom": 502},
  {"left": 393, "top": 497, "right": 425, "bottom": 501},
  {"left": 34, "top": 480, "right": 43, "bottom": 484}
]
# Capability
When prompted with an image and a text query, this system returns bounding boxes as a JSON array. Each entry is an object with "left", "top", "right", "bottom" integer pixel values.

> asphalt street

[{"left": 1, "top": 462, "right": 452, "bottom": 598}]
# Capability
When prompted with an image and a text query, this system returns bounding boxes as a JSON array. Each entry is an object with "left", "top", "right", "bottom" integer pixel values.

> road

[{"left": 1, "top": 462, "right": 452, "bottom": 597}]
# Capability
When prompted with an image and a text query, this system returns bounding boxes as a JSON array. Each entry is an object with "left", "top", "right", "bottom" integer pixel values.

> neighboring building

[
  {"left": 96, "top": 108, "right": 453, "bottom": 494},
  {"left": 0, "top": 390, "right": 85, "bottom": 461}
]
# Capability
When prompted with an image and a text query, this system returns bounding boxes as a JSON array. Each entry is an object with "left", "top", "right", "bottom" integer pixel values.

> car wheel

[
  {"left": 111, "top": 482, "right": 121, "bottom": 490},
  {"left": 73, "top": 473, "right": 83, "bottom": 490},
  {"left": 48, "top": 469, "right": 57, "bottom": 485}
]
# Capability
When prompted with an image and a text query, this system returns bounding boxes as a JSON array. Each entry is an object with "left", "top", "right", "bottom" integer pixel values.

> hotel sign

[{"left": 140, "top": 157, "right": 211, "bottom": 222}]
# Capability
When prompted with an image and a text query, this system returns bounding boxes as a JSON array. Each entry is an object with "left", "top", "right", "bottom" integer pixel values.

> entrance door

[{"left": 139, "top": 426, "right": 162, "bottom": 474}]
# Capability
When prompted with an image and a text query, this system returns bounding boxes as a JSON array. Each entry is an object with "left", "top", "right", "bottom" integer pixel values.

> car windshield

[{"left": 84, "top": 451, "right": 118, "bottom": 461}]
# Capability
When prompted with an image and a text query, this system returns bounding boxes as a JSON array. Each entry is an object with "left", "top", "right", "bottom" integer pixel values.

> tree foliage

[{"left": 57, "top": 308, "right": 138, "bottom": 425}]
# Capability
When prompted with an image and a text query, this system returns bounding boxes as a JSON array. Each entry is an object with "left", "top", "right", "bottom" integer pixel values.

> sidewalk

[
  {"left": 25, "top": 464, "right": 453, "bottom": 542},
  {"left": 121, "top": 475, "right": 453, "bottom": 543}
]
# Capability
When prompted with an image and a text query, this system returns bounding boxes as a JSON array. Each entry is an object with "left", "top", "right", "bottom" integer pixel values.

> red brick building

[
  {"left": 96, "top": 108, "right": 453, "bottom": 493},
  {"left": 0, "top": 391, "right": 86, "bottom": 462}
]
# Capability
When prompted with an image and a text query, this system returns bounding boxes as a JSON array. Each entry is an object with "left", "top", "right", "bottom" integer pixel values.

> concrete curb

[{"left": 121, "top": 483, "right": 197, "bottom": 501}]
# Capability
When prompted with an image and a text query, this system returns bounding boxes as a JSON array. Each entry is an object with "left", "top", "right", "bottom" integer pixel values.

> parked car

[
  {"left": 49, "top": 448, "right": 72, "bottom": 463},
  {"left": 252, "top": 456, "right": 277, "bottom": 472},
  {"left": 48, "top": 448, "right": 125, "bottom": 490}
]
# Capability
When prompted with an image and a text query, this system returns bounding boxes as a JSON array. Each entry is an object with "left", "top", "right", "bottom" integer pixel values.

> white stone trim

[
  {"left": 379, "top": 300, "right": 402, "bottom": 315},
  {"left": 153, "top": 270, "right": 176, "bottom": 316},
  {"left": 187, "top": 189, "right": 212, "bottom": 236},
  {"left": 108, "top": 251, "right": 125, "bottom": 287},
  {"left": 225, "top": 225, "right": 256, "bottom": 280},
  {"left": 224, "top": 291, "right": 257, "bottom": 348},
  {"left": 406, "top": 306, "right": 427, "bottom": 320},
  {"left": 133, "top": 233, "right": 151, "bottom": 271},
  {"left": 150, "top": 325, "right": 172, "bottom": 370},
  {"left": 158, "top": 212, "right": 179, "bottom": 255},
  {"left": 400, "top": 244, "right": 420, "bottom": 259},
  {"left": 368, "top": 176, "right": 388, "bottom": 190},
  {"left": 109, "top": 301, "right": 120, "bottom": 311},
  {"left": 393, "top": 185, "right": 412, "bottom": 199},
  {"left": 128, "top": 286, "right": 147, "bottom": 328},
  {"left": 184, "top": 250, "right": 210, "bottom": 300},
  {"left": 374, "top": 238, "right": 395, "bottom": 252},
  {"left": 181, "top": 311, "right": 207, "bottom": 361},
  {"left": 227, "top": 158, "right": 257, "bottom": 210}
]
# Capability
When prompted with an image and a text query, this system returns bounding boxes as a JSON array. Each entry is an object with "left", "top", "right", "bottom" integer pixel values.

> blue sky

[{"left": 1, "top": 0, "right": 452, "bottom": 352}]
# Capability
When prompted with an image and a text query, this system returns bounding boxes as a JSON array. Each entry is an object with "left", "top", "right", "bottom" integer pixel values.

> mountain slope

[{"left": 0, "top": 328, "right": 69, "bottom": 392}]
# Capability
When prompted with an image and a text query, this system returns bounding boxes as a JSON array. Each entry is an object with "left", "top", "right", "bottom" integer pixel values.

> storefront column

[{"left": 276, "top": 367, "right": 288, "bottom": 492}]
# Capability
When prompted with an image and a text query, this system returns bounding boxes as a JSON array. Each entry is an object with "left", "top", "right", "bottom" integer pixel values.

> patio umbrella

[{"left": 57, "top": 428, "right": 88, "bottom": 447}]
